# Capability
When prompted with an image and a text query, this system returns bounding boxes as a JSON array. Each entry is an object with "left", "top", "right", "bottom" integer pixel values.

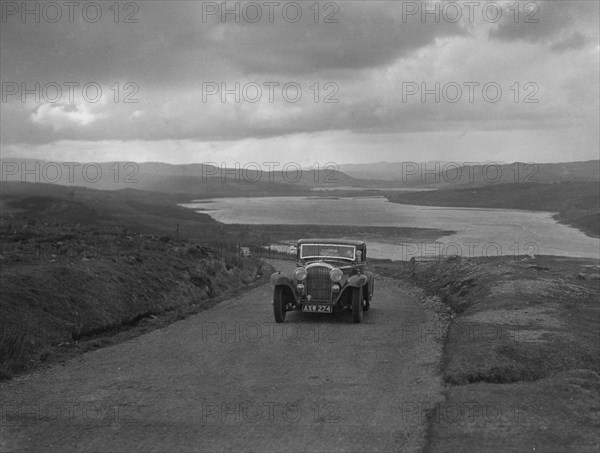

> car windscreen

[{"left": 300, "top": 244, "right": 355, "bottom": 260}]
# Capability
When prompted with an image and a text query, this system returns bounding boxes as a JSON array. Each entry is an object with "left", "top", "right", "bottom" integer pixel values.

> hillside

[
  {"left": 0, "top": 181, "right": 218, "bottom": 237},
  {"left": 0, "top": 182, "right": 272, "bottom": 379}
]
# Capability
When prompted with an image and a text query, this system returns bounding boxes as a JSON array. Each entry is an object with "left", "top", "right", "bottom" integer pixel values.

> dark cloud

[
  {"left": 1, "top": 1, "right": 463, "bottom": 85},
  {"left": 0, "top": 1, "right": 465, "bottom": 145},
  {"left": 211, "top": 3, "right": 464, "bottom": 74},
  {"left": 489, "top": 1, "right": 597, "bottom": 45},
  {"left": 550, "top": 31, "right": 587, "bottom": 52}
]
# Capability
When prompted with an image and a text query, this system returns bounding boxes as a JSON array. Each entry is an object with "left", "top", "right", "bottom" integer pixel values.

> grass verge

[
  {"left": 377, "top": 255, "right": 600, "bottom": 452},
  {"left": 0, "top": 218, "right": 266, "bottom": 381}
]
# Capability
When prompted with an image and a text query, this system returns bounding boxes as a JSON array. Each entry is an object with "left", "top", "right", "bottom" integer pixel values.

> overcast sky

[{"left": 1, "top": 0, "right": 598, "bottom": 165}]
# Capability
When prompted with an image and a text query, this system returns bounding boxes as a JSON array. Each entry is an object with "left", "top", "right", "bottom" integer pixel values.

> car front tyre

[
  {"left": 273, "top": 286, "right": 286, "bottom": 323},
  {"left": 352, "top": 286, "right": 363, "bottom": 323}
]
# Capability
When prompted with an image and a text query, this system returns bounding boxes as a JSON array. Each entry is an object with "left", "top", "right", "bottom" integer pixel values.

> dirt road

[{"left": 1, "top": 262, "right": 445, "bottom": 453}]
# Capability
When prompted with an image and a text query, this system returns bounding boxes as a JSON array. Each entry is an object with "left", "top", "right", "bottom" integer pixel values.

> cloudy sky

[{"left": 1, "top": 0, "right": 598, "bottom": 165}]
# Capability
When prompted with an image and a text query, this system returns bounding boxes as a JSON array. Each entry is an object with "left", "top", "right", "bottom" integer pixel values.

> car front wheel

[
  {"left": 352, "top": 286, "right": 363, "bottom": 323},
  {"left": 273, "top": 286, "right": 286, "bottom": 323}
]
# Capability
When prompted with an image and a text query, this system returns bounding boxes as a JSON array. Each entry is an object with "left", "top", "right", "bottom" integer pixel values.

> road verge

[
  {"left": 377, "top": 255, "right": 600, "bottom": 452},
  {"left": 0, "top": 221, "right": 268, "bottom": 380}
]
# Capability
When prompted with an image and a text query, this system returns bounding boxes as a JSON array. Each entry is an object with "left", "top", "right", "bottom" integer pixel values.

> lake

[
  {"left": 309, "top": 186, "right": 435, "bottom": 192},
  {"left": 181, "top": 196, "right": 600, "bottom": 260}
]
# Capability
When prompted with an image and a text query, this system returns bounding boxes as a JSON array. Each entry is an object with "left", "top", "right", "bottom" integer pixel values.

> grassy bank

[
  {"left": 0, "top": 182, "right": 270, "bottom": 379},
  {"left": 386, "top": 182, "right": 600, "bottom": 238},
  {"left": 0, "top": 217, "right": 265, "bottom": 380},
  {"left": 377, "top": 255, "right": 600, "bottom": 452}
]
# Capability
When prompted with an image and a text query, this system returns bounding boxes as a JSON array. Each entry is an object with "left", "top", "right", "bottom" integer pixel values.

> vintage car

[{"left": 271, "top": 239, "right": 374, "bottom": 323}]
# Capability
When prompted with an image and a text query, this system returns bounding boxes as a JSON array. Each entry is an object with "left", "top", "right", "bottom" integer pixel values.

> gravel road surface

[{"left": 1, "top": 261, "right": 445, "bottom": 453}]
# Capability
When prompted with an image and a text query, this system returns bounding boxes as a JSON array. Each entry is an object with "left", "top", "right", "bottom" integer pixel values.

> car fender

[
  {"left": 271, "top": 272, "right": 293, "bottom": 287},
  {"left": 271, "top": 274, "right": 299, "bottom": 304},
  {"left": 347, "top": 274, "right": 368, "bottom": 288}
]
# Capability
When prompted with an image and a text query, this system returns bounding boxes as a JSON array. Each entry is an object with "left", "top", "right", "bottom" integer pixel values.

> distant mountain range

[
  {"left": 0, "top": 160, "right": 367, "bottom": 196},
  {"left": 1, "top": 159, "right": 598, "bottom": 196},
  {"left": 339, "top": 160, "right": 600, "bottom": 186}
]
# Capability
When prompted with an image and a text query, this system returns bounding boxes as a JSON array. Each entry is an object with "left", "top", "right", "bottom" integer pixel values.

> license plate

[{"left": 302, "top": 305, "right": 332, "bottom": 313}]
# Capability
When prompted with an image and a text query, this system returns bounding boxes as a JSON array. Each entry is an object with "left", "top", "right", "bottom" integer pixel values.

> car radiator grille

[{"left": 306, "top": 266, "right": 332, "bottom": 301}]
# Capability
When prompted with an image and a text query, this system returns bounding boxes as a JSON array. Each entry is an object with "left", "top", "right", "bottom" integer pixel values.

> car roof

[{"left": 296, "top": 238, "right": 366, "bottom": 246}]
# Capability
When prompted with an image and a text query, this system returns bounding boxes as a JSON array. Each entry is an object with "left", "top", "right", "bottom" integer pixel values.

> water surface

[{"left": 181, "top": 196, "right": 599, "bottom": 260}]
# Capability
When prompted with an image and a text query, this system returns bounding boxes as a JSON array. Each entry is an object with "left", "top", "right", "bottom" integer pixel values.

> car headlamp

[
  {"left": 330, "top": 268, "right": 343, "bottom": 282},
  {"left": 294, "top": 267, "right": 308, "bottom": 281}
]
